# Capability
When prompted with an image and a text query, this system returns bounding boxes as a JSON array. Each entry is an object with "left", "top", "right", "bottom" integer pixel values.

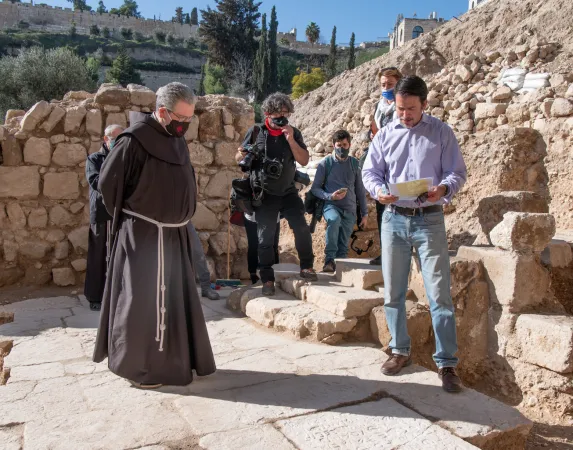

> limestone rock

[
  {"left": 52, "top": 144, "right": 87, "bottom": 167},
  {"left": 492, "top": 86, "right": 512, "bottom": 101},
  {"left": 71, "top": 259, "right": 87, "bottom": 272},
  {"left": 41, "top": 106, "right": 66, "bottom": 133},
  {"left": 24, "top": 266, "right": 51, "bottom": 285},
  {"left": 49, "top": 206, "right": 76, "bottom": 227},
  {"left": 191, "top": 202, "right": 219, "bottom": 231},
  {"left": 6, "top": 203, "right": 26, "bottom": 229},
  {"left": 105, "top": 112, "right": 127, "bottom": 129},
  {"left": 68, "top": 226, "right": 89, "bottom": 253},
  {"left": 28, "top": 207, "right": 48, "bottom": 228},
  {"left": 204, "top": 170, "right": 237, "bottom": 198},
  {"left": 198, "top": 109, "right": 222, "bottom": 141},
  {"left": 43, "top": 173, "right": 79, "bottom": 200},
  {"left": 477, "top": 191, "right": 549, "bottom": 238},
  {"left": 475, "top": 103, "right": 508, "bottom": 119},
  {"left": 86, "top": 110, "right": 103, "bottom": 136},
  {"left": 45, "top": 229, "right": 66, "bottom": 243},
  {"left": 20, "top": 101, "right": 52, "bottom": 132},
  {"left": 188, "top": 142, "right": 214, "bottom": 166},
  {"left": 54, "top": 241, "right": 70, "bottom": 260},
  {"left": 541, "top": 239, "right": 573, "bottom": 268},
  {"left": 566, "top": 83, "right": 573, "bottom": 98},
  {"left": 64, "top": 106, "right": 87, "bottom": 135},
  {"left": 508, "top": 314, "right": 573, "bottom": 373},
  {"left": 52, "top": 268, "right": 75, "bottom": 286},
  {"left": 1, "top": 135, "right": 23, "bottom": 166},
  {"left": 208, "top": 232, "right": 236, "bottom": 256},
  {"left": 127, "top": 84, "right": 156, "bottom": 107},
  {"left": 94, "top": 84, "right": 130, "bottom": 106},
  {"left": 490, "top": 212, "right": 556, "bottom": 253},
  {"left": 5, "top": 109, "right": 25, "bottom": 122},
  {"left": 550, "top": 98, "right": 573, "bottom": 117},
  {"left": 69, "top": 202, "right": 85, "bottom": 214},
  {"left": 184, "top": 115, "right": 200, "bottom": 141},
  {"left": 24, "top": 137, "right": 52, "bottom": 166},
  {"left": 214, "top": 141, "right": 239, "bottom": 166},
  {"left": 3, "top": 241, "right": 18, "bottom": 262},
  {"left": 455, "top": 65, "right": 473, "bottom": 82},
  {"left": 19, "top": 240, "right": 50, "bottom": 259},
  {"left": 0, "top": 266, "right": 24, "bottom": 287}
]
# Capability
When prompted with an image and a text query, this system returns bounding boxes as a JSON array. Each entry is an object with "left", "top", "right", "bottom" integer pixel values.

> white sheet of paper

[{"left": 388, "top": 178, "right": 433, "bottom": 200}]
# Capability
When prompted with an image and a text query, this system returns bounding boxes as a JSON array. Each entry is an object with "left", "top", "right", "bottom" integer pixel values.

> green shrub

[
  {"left": 89, "top": 24, "right": 100, "bottom": 36},
  {"left": 102, "top": 26, "right": 110, "bottom": 38},
  {"left": 120, "top": 27, "right": 133, "bottom": 40},
  {"left": 154, "top": 29, "right": 166, "bottom": 44}
]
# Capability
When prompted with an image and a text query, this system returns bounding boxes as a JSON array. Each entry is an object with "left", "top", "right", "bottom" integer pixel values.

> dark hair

[
  {"left": 332, "top": 129, "right": 351, "bottom": 144},
  {"left": 394, "top": 76, "right": 428, "bottom": 103}
]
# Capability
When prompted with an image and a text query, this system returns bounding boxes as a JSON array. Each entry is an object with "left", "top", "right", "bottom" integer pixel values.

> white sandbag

[
  {"left": 524, "top": 72, "right": 550, "bottom": 81},
  {"left": 522, "top": 78, "right": 550, "bottom": 89},
  {"left": 517, "top": 87, "right": 538, "bottom": 94},
  {"left": 501, "top": 78, "right": 525, "bottom": 91},
  {"left": 499, "top": 68, "right": 528, "bottom": 79}
]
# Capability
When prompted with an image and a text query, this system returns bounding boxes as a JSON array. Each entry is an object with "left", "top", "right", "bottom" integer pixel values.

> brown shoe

[
  {"left": 381, "top": 354, "right": 411, "bottom": 375},
  {"left": 262, "top": 281, "right": 276, "bottom": 296},
  {"left": 439, "top": 367, "right": 463, "bottom": 393}
]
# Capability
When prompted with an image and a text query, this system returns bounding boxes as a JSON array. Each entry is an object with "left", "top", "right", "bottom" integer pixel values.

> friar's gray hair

[
  {"left": 261, "top": 92, "right": 294, "bottom": 115},
  {"left": 104, "top": 124, "right": 124, "bottom": 137},
  {"left": 155, "top": 82, "right": 196, "bottom": 111}
]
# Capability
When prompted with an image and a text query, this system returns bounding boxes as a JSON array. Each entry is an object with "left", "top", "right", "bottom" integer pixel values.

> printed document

[{"left": 388, "top": 178, "right": 433, "bottom": 200}]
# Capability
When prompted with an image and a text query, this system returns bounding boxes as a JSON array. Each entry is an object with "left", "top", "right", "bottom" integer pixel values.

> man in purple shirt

[{"left": 362, "top": 76, "right": 467, "bottom": 393}]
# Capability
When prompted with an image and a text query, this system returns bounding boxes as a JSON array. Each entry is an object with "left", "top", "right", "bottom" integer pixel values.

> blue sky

[{"left": 47, "top": 0, "right": 468, "bottom": 44}]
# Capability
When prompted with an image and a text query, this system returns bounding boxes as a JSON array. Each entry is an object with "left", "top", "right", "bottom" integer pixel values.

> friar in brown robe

[{"left": 93, "top": 82, "right": 216, "bottom": 388}]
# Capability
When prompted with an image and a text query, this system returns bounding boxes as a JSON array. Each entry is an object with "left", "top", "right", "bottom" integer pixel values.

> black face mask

[
  {"left": 271, "top": 116, "right": 289, "bottom": 127},
  {"left": 335, "top": 147, "right": 350, "bottom": 159},
  {"left": 165, "top": 112, "right": 190, "bottom": 138}
]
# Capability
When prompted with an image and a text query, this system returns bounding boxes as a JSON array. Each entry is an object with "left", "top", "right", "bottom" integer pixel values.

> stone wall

[
  {"left": 0, "top": 86, "right": 254, "bottom": 288},
  {"left": 390, "top": 17, "right": 445, "bottom": 50},
  {"left": 0, "top": 1, "right": 198, "bottom": 39}
]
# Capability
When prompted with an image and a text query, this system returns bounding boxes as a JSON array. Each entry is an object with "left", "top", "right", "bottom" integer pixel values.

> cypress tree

[
  {"left": 326, "top": 25, "right": 337, "bottom": 79},
  {"left": 254, "top": 13, "right": 269, "bottom": 101},
  {"left": 347, "top": 32, "right": 356, "bottom": 70},
  {"left": 267, "top": 6, "right": 278, "bottom": 93}
]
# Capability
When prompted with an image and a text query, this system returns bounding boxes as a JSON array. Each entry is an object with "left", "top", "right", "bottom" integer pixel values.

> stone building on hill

[
  {"left": 469, "top": 0, "right": 493, "bottom": 10},
  {"left": 388, "top": 12, "right": 446, "bottom": 50}
]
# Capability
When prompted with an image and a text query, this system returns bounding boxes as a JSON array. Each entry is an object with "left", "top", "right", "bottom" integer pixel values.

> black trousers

[
  {"left": 84, "top": 222, "right": 109, "bottom": 304},
  {"left": 255, "top": 192, "right": 314, "bottom": 282},
  {"left": 244, "top": 217, "right": 280, "bottom": 275},
  {"left": 376, "top": 201, "right": 385, "bottom": 249}
]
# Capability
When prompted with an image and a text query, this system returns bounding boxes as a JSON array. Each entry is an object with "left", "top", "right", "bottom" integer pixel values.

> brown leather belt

[{"left": 389, "top": 204, "right": 443, "bottom": 216}]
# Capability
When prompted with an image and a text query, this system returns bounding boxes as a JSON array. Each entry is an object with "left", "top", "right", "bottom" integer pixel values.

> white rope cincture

[
  {"left": 105, "top": 220, "right": 111, "bottom": 276},
  {"left": 122, "top": 209, "right": 189, "bottom": 352}
]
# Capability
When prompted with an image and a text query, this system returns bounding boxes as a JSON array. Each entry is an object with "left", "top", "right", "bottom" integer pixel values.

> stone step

[
  {"left": 348, "top": 363, "right": 533, "bottom": 449},
  {"left": 334, "top": 258, "right": 383, "bottom": 289}
]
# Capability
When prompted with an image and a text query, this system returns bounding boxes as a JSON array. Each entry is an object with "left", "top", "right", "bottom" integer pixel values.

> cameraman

[{"left": 235, "top": 93, "right": 317, "bottom": 296}]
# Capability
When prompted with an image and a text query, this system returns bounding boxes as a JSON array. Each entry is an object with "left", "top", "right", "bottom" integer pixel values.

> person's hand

[
  {"left": 427, "top": 185, "right": 447, "bottom": 203},
  {"left": 377, "top": 188, "right": 398, "bottom": 204},
  {"left": 237, "top": 146, "right": 247, "bottom": 156},
  {"left": 331, "top": 189, "right": 347, "bottom": 201},
  {"left": 282, "top": 124, "right": 295, "bottom": 142},
  {"left": 359, "top": 215, "right": 368, "bottom": 229}
]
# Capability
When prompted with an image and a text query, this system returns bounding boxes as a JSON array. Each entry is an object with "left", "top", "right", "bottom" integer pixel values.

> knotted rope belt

[{"left": 122, "top": 209, "right": 190, "bottom": 352}]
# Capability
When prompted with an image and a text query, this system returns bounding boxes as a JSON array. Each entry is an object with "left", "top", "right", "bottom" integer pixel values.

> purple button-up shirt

[{"left": 362, "top": 113, "right": 467, "bottom": 209}]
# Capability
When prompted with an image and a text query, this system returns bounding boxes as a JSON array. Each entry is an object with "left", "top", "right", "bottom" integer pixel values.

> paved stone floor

[{"left": 0, "top": 291, "right": 531, "bottom": 450}]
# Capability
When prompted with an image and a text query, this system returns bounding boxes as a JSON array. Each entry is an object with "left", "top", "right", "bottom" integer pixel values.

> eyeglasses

[
  {"left": 167, "top": 110, "right": 194, "bottom": 123},
  {"left": 270, "top": 111, "right": 291, "bottom": 117}
]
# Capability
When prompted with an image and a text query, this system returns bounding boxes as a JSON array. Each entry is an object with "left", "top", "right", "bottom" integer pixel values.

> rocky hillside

[{"left": 291, "top": 0, "right": 573, "bottom": 243}]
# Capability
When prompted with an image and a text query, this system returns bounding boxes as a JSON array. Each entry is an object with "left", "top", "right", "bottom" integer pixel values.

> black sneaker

[
  {"left": 322, "top": 260, "right": 336, "bottom": 273},
  {"left": 300, "top": 268, "right": 318, "bottom": 281},
  {"left": 89, "top": 302, "right": 101, "bottom": 311},
  {"left": 369, "top": 255, "right": 381, "bottom": 266},
  {"left": 262, "top": 281, "right": 276, "bottom": 296}
]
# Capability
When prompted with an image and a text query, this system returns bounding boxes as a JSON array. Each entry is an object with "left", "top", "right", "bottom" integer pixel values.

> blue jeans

[
  {"left": 324, "top": 204, "right": 355, "bottom": 263},
  {"left": 381, "top": 208, "right": 458, "bottom": 368}
]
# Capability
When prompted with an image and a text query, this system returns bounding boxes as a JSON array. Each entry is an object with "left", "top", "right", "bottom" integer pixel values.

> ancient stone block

[
  {"left": 477, "top": 191, "right": 549, "bottom": 239},
  {"left": 45, "top": 229, "right": 66, "bottom": 243},
  {"left": 455, "top": 65, "right": 473, "bottom": 82},
  {"left": 24, "top": 137, "right": 52, "bottom": 166},
  {"left": 1, "top": 134, "right": 23, "bottom": 166},
  {"left": 188, "top": 142, "right": 214, "bottom": 166},
  {"left": 204, "top": 170, "right": 237, "bottom": 199},
  {"left": 41, "top": 106, "right": 66, "bottom": 133},
  {"left": 69, "top": 202, "right": 85, "bottom": 214},
  {"left": 214, "top": 141, "right": 239, "bottom": 166},
  {"left": 508, "top": 314, "right": 573, "bottom": 373},
  {"left": 492, "top": 86, "right": 512, "bottom": 101},
  {"left": 52, "top": 268, "right": 75, "bottom": 286},
  {"left": 208, "top": 232, "right": 236, "bottom": 256},
  {"left": 190, "top": 202, "right": 219, "bottom": 231},
  {"left": 63, "top": 106, "right": 87, "bottom": 135},
  {"left": 198, "top": 109, "right": 222, "bottom": 141},
  {"left": 127, "top": 84, "right": 156, "bottom": 107},
  {"left": 5, "top": 109, "right": 25, "bottom": 122},
  {"left": 20, "top": 101, "right": 52, "bottom": 132},
  {"left": 184, "top": 115, "right": 200, "bottom": 141},
  {"left": 541, "top": 239, "right": 573, "bottom": 268},
  {"left": 3, "top": 241, "right": 18, "bottom": 262},
  {"left": 457, "top": 246, "right": 551, "bottom": 313},
  {"left": 43, "top": 173, "right": 79, "bottom": 200},
  {"left": 105, "top": 112, "right": 127, "bottom": 129},
  {"left": 49, "top": 206, "right": 76, "bottom": 227},
  {"left": 475, "top": 103, "right": 508, "bottom": 119},
  {"left": 85, "top": 109, "right": 103, "bottom": 136},
  {"left": 505, "top": 103, "right": 530, "bottom": 124},
  {"left": 490, "top": 212, "right": 555, "bottom": 253},
  {"left": 94, "top": 84, "right": 130, "bottom": 106},
  {"left": 68, "top": 226, "right": 89, "bottom": 253},
  {"left": 19, "top": 240, "right": 50, "bottom": 259},
  {"left": 54, "top": 241, "right": 70, "bottom": 260},
  {"left": 52, "top": 143, "right": 87, "bottom": 167},
  {"left": 551, "top": 98, "right": 573, "bottom": 117},
  {"left": 6, "top": 203, "right": 26, "bottom": 229},
  {"left": 28, "top": 207, "right": 48, "bottom": 228},
  {"left": 71, "top": 259, "right": 87, "bottom": 272}
]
